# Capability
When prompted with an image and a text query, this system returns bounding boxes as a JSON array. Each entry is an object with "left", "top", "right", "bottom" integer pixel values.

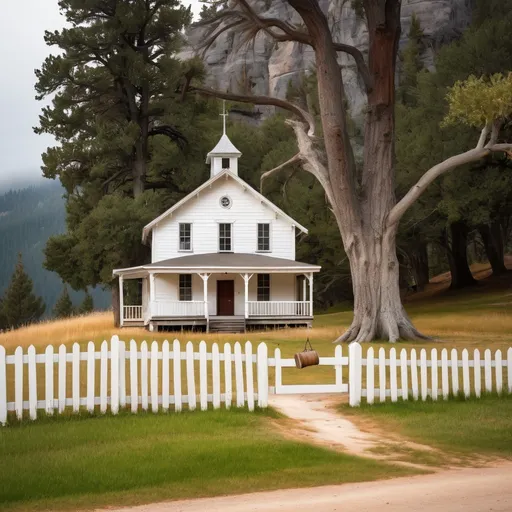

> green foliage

[
  {"left": 79, "top": 292, "right": 94, "bottom": 315},
  {"left": 199, "top": 0, "right": 227, "bottom": 21},
  {"left": 443, "top": 73, "right": 512, "bottom": 128},
  {"left": 53, "top": 286, "right": 74, "bottom": 319},
  {"left": 2, "top": 254, "right": 45, "bottom": 329},
  {"left": 398, "top": 15, "right": 424, "bottom": 106}
]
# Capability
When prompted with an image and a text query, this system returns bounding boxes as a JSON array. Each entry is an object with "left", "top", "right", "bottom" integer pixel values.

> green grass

[
  {"left": 0, "top": 408, "right": 416, "bottom": 512},
  {"left": 341, "top": 393, "right": 512, "bottom": 457}
]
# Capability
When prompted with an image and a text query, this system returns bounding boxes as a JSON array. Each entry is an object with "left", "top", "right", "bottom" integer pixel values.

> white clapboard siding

[
  {"left": 173, "top": 340, "right": 182, "bottom": 412},
  {"left": 199, "top": 341, "right": 208, "bottom": 411},
  {"left": 245, "top": 342, "right": 255, "bottom": 412},
  {"left": 45, "top": 345, "right": 54, "bottom": 415},
  {"left": 162, "top": 341, "right": 170, "bottom": 412},
  {"left": 186, "top": 341, "right": 196, "bottom": 411},
  {"left": 224, "top": 343, "right": 232, "bottom": 409},
  {"left": 28, "top": 346, "right": 37, "bottom": 421}
]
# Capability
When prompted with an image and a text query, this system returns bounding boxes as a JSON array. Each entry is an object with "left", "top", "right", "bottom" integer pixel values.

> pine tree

[
  {"left": 53, "top": 286, "right": 74, "bottom": 319},
  {"left": 79, "top": 292, "right": 94, "bottom": 315},
  {"left": 0, "top": 299, "right": 7, "bottom": 331},
  {"left": 3, "top": 254, "right": 46, "bottom": 328}
]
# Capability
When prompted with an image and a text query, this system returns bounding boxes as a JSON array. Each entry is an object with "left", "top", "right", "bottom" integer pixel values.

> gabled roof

[
  {"left": 113, "top": 252, "right": 321, "bottom": 276},
  {"left": 206, "top": 133, "right": 242, "bottom": 163},
  {"left": 141, "top": 169, "right": 308, "bottom": 243}
]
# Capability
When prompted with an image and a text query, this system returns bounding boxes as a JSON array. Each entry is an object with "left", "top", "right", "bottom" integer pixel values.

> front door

[{"left": 217, "top": 280, "right": 235, "bottom": 316}]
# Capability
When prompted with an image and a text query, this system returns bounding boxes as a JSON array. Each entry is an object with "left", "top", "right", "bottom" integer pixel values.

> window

[
  {"left": 179, "top": 223, "right": 192, "bottom": 251},
  {"left": 257, "top": 274, "right": 270, "bottom": 301},
  {"left": 219, "top": 223, "right": 232, "bottom": 251},
  {"left": 179, "top": 275, "right": 192, "bottom": 301},
  {"left": 222, "top": 157, "right": 230, "bottom": 170},
  {"left": 257, "top": 223, "right": 270, "bottom": 251},
  {"left": 220, "top": 195, "right": 232, "bottom": 209}
]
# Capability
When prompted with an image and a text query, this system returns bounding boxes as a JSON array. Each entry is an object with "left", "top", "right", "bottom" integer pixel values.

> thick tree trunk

[
  {"left": 479, "top": 222, "right": 508, "bottom": 275},
  {"left": 112, "top": 284, "right": 120, "bottom": 328},
  {"left": 447, "top": 222, "right": 477, "bottom": 289}
]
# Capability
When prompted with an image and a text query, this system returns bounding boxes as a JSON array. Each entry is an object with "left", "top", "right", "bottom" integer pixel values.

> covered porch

[{"left": 113, "top": 253, "right": 321, "bottom": 332}]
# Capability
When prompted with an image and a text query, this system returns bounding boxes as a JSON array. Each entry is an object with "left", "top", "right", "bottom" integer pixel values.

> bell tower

[{"left": 206, "top": 101, "right": 242, "bottom": 178}]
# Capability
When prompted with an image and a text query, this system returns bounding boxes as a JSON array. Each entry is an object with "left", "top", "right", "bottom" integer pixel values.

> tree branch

[
  {"left": 148, "top": 125, "right": 188, "bottom": 149},
  {"left": 260, "top": 153, "right": 301, "bottom": 191},
  {"left": 333, "top": 42, "right": 373, "bottom": 93},
  {"left": 187, "top": 85, "right": 315, "bottom": 135}
]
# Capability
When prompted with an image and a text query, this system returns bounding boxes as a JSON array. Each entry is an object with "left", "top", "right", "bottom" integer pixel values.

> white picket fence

[
  {"left": 0, "top": 336, "right": 270, "bottom": 425},
  {"left": 348, "top": 343, "right": 512, "bottom": 406}
]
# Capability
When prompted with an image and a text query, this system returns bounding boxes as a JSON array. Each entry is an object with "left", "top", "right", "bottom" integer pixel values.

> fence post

[
  {"left": 257, "top": 343, "right": 269, "bottom": 408},
  {"left": 111, "top": 335, "right": 120, "bottom": 415},
  {"left": 0, "top": 345, "right": 6, "bottom": 426},
  {"left": 349, "top": 342, "right": 362, "bottom": 407}
]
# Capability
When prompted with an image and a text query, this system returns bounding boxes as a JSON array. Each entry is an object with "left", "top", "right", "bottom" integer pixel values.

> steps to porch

[{"left": 209, "top": 316, "right": 246, "bottom": 333}]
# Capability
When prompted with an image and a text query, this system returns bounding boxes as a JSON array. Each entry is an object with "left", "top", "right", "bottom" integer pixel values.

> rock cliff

[{"left": 185, "top": 0, "right": 473, "bottom": 119}]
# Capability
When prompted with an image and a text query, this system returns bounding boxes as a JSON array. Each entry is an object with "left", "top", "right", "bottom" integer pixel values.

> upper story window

[
  {"left": 257, "top": 223, "right": 270, "bottom": 252},
  {"left": 179, "top": 223, "right": 192, "bottom": 251},
  {"left": 219, "top": 223, "right": 232, "bottom": 252},
  {"left": 257, "top": 274, "right": 270, "bottom": 301},
  {"left": 222, "top": 158, "right": 230, "bottom": 170},
  {"left": 179, "top": 274, "right": 192, "bottom": 301}
]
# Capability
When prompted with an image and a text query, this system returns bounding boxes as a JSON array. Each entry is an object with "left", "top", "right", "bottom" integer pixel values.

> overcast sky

[{"left": 0, "top": 0, "right": 201, "bottom": 191}]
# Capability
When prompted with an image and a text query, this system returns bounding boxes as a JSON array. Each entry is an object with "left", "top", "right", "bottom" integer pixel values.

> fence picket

[
  {"left": 0, "top": 346, "right": 6, "bottom": 425},
  {"left": 484, "top": 349, "right": 492, "bottom": 393},
  {"left": 58, "top": 345, "right": 67, "bottom": 414},
  {"left": 431, "top": 348, "right": 438, "bottom": 401},
  {"left": 390, "top": 348, "right": 398, "bottom": 402},
  {"left": 45, "top": 345, "right": 54, "bottom": 415},
  {"left": 274, "top": 347, "right": 281, "bottom": 396},
  {"left": 378, "top": 348, "right": 386, "bottom": 403},
  {"left": 420, "top": 349, "right": 428, "bottom": 401},
  {"left": 474, "top": 349, "right": 481, "bottom": 398},
  {"left": 245, "top": 341, "right": 255, "bottom": 411},
  {"left": 14, "top": 347, "right": 23, "bottom": 420},
  {"left": 186, "top": 342, "right": 196, "bottom": 411},
  {"left": 86, "top": 342, "right": 95, "bottom": 413},
  {"left": 119, "top": 341, "right": 126, "bottom": 408},
  {"left": 508, "top": 348, "right": 512, "bottom": 394},
  {"left": 462, "top": 349, "right": 470, "bottom": 398},
  {"left": 451, "top": 349, "right": 459, "bottom": 396},
  {"left": 224, "top": 343, "right": 232, "bottom": 409},
  {"left": 348, "top": 342, "right": 362, "bottom": 406},
  {"left": 212, "top": 343, "right": 221, "bottom": 409},
  {"left": 173, "top": 340, "right": 182, "bottom": 412},
  {"left": 235, "top": 342, "right": 244, "bottom": 407},
  {"left": 495, "top": 350, "right": 503, "bottom": 395},
  {"left": 162, "top": 340, "right": 170, "bottom": 411},
  {"left": 366, "top": 347, "right": 375, "bottom": 405},
  {"left": 257, "top": 342, "right": 269, "bottom": 408},
  {"left": 100, "top": 341, "right": 108, "bottom": 413},
  {"left": 400, "top": 349, "right": 408, "bottom": 400},
  {"left": 28, "top": 346, "right": 37, "bottom": 421},
  {"left": 72, "top": 343, "right": 80, "bottom": 413},
  {"left": 150, "top": 341, "right": 159, "bottom": 413},
  {"left": 111, "top": 336, "right": 120, "bottom": 415},
  {"left": 199, "top": 341, "right": 208, "bottom": 411},
  {"left": 441, "top": 349, "right": 449, "bottom": 400},
  {"left": 410, "top": 349, "right": 418, "bottom": 401},
  {"left": 130, "top": 340, "right": 138, "bottom": 413},
  {"left": 140, "top": 341, "right": 148, "bottom": 411}
]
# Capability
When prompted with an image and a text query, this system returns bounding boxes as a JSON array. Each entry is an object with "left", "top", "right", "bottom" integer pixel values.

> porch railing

[
  {"left": 247, "top": 301, "right": 311, "bottom": 317},
  {"left": 151, "top": 300, "right": 206, "bottom": 318},
  {"left": 123, "top": 305, "right": 143, "bottom": 321}
]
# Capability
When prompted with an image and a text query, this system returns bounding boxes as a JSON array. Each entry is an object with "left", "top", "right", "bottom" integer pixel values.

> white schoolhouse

[{"left": 113, "top": 117, "right": 321, "bottom": 332}]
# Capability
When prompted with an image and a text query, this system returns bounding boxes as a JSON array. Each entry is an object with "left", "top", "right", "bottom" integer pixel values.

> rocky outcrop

[{"left": 185, "top": 0, "right": 474, "bottom": 119}]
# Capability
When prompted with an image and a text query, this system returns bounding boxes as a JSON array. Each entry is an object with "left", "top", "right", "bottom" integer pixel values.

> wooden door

[{"left": 217, "top": 280, "right": 235, "bottom": 316}]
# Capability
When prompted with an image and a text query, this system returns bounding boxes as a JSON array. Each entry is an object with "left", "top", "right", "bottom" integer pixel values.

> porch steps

[{"left": 209, "top": 317, "right": 246, "bottom": 333}]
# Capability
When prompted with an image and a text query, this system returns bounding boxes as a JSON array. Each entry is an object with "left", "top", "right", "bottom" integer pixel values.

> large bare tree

[{"left": 188, "top": 0, "right": 512, "bottom": 342}]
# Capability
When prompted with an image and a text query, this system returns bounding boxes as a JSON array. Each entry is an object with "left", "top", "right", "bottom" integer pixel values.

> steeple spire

[{"left": 220, "top": 100, "right": 228, "bottom": 135}]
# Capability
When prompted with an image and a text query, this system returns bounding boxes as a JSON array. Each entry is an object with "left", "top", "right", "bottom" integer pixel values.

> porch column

[
  {"left": 149, "top": 272, "right": 156, "bottom": 318},
  {"left": 198, "top": 273, "right": 211, "bottom": 329},
  {"left": 308, "top": 272, "right": 314, "bottom": 317},
  {"left": 119, "top": 275, "right": 124, "bottom": 327},
  {"left": 302, "top": 275, "right": 307, "bottom": 304},
  {"left": 241, "top": 273, "right": 253, "bottom": 319}
]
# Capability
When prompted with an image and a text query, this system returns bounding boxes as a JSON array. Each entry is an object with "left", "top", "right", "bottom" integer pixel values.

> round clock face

[{"left": 220, "top": 196, "right": 232, "bottom": 209}]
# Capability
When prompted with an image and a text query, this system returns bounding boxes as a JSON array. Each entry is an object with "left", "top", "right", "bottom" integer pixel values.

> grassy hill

[{"left": 0, "top": 181, "right": 109, "bottom": 315}]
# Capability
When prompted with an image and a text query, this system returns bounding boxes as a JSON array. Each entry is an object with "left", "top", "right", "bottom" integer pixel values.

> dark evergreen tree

[
  {"left": 2, "top": 254, "right": 45, "bottom": 328},
  {"left": 53, "top": 286, "right": 74, "bottom": 318},
  {"left": 79, "top": 292, "right": 94, "bottom": 315}
]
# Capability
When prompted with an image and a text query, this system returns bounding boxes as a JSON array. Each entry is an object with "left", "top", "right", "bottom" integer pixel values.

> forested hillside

[{"left": 0, "top": 182, "right": 109, "bottom": 315}]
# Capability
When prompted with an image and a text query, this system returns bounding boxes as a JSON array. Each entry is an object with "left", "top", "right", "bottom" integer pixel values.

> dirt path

[{"left": 104, "top": 464, "right": 512, "bottom": 512}]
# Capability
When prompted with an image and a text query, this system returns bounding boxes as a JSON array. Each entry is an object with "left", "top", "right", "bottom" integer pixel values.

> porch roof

[{"left": 113, "top": 253, "right": 321, "bottom": 277}]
